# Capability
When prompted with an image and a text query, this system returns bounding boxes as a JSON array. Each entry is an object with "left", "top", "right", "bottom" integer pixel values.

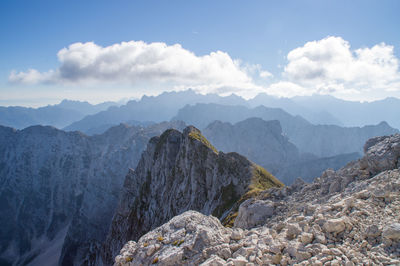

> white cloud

[
  {"left": 259, "top": 70, "right": 273, "bottom": 78},
  {"left": 8, "top": 37, "right": 400, "bottom": 101},
  {"left": 9, "top": 41, "right": 265, "bottom": 97},
  {"left": 275, "top": 36, "right": 400, "bottom": 97},
  {"left": 266, "top": 81, "right": 311, "bottom": 98},
  {"left": 9, "top": 69, "right": 56, "bottom": 85}
]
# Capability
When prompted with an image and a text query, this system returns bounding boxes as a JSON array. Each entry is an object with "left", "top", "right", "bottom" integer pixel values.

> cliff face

[
  {"left": 0, "top": 122, "right": 185, "bottom": 266},
  {"left": 100, "top": 126, "right": 282, "bottom": 264},
  {"left": 114, "top": 134, "right": 400, "bottom": 265},
  {"left": 203, "top": 118, "right": 299, "bottom": 175}
]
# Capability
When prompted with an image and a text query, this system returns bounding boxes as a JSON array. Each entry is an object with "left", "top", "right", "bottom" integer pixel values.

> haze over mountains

[
  {"left": 2, "top": 90, "right": 400, "bottom": 133},
  {"left": 0, "top": 100, "right": 120, "bottom": 130},
  {"left": 174, "top": 103, "right": 398, "bottom": 157},
  {"left": 202, "top": 118, "right": 361, "bottom": 184}
]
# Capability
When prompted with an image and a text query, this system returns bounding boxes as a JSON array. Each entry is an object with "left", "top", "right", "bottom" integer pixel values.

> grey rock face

[
  {"left": 234, "top": 199, "right": 274, "bottom": 229},
  {"left": 0, "top": 121, "right": 185, "bottom": 266},
  {"left": 203, "top": 118, "right": 299, "bottom": 175},
  {"left": 114, "top": 133, "right": 400, "bottom": 265},
  {"left": 362, "top": 134, "right": 400, "bottom": 175},
  {"left": 100, "top": 126, "right": 282, "bottom": 265}
]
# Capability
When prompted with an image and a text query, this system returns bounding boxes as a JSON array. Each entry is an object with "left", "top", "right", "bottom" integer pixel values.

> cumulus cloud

[
  {"left": 9, "top": 41, "right": 267, "bottom": 97},
  {"left": 275, "top": 36, "right": 400, "bottom": 97},
  {"left": 9, "top": 37, "right": 400, "bottom": 101}
]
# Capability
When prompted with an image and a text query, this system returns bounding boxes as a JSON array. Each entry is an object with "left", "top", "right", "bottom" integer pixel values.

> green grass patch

[
  {"left": 188, "top": 131, "right": 218, "bottom": 154},
  {"left": 221, "top": 165, "right": 283, "bottom": 227}
]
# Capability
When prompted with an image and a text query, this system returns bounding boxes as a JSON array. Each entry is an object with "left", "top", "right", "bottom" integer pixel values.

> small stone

[
  {"left": 300, "top": 232, "right": 314, "bottom": 244},
  {"left": 286, "top": 223, "right": 302, "bottom": 239},
  {"left": 323, "top": 218, "right": 346, "bottom": 233},
  {"left": 365, "top": 224, "right": 381, "bottom": 239},
  {"left": 295, "top": 250, "right": 312, "bottom": 262},
  {"left": 227, "top": 256, "right": 248, "bottom": 266},
  {"left": 382, "top": 223, "right": 400, "bottom": 241},
  {"left": 231, "top": 228, "right": 244, "bottom": 240},
  {"left": 271, "top": 253, "right": 282, "bottom": 265},
  {"left": 146, "top": 244, "right": 157, "bottom": 256},
  {"left": 200, "top": 255, "right": 226, "bottom": 266}
]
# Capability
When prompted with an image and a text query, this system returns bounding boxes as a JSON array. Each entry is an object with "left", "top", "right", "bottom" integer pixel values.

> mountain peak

[{"left": 99, "top": 126, "right": 282, "bottom": 264}]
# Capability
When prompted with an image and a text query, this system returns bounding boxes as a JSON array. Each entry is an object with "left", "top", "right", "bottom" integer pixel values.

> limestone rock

[
  {"left": 234, "top": 199, "right": 274, "bottom": 229},
  {"left": 382, "top": 223, "right": 400, "bottom": 241},
  {"left": 323, "top": 218, "right": 346, "bottom": 233}
]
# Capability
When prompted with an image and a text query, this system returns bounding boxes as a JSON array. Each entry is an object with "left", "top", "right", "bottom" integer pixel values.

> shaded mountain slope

[
  {"left": 0, "top": 121, "right": 185, "bottom": 266},
  {"left": 0, "top": 100, "right": 117, "bottom": 129}
]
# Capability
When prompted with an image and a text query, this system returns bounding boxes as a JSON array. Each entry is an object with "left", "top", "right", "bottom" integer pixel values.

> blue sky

[{"left": 1, "top": 0, "right": 400, "bottom": 106}]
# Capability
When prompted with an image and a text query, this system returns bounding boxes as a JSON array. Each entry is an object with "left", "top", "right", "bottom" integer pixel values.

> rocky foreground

[{"left": 114, "top": 134, "right": 400, "bottom": 265}]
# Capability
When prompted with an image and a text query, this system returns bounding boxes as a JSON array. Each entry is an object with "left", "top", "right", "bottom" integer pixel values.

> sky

[{"left": 1, "top": 0, "right": 400, "bottom": 106}]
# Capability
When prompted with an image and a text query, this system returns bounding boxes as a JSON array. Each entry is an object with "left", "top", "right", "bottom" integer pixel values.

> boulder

[
  {"left": 234, "top": 199, "right": 274, "bottom": 229},
  {"left": 323, "top": 218, "right": 346, "bottom": 233}
]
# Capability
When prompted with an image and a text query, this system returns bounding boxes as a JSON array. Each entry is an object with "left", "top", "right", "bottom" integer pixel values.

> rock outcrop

[
  {"left": 114, "top": 134, "right": 400, "bottom": 265},
  {"left": 100, "top": 126, "right": 283, "bottom": 265},
  {"left": 0, "top": 121, "right": 185, "bottom": 266}
]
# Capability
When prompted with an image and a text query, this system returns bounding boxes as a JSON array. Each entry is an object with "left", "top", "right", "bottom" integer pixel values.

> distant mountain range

[
  {"left": 174, "top": 103, "right": 398, "bottom": 157},
  {"left": 0, "top": 100, "right": 119, "bottom": 129},
  {"left": 203, "top": 118, "right": 361, "bottom": 184},
  {"left": 2, "top": 90, "right": 400, "bottom": 133},
  {"left": 63, "top": 90, "right": 246, "bottom": 134}
]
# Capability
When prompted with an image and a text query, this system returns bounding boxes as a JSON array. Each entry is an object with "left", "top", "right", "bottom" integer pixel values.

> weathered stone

[
  {"left": 323, "top": 218, "right": 346, "bottom": 233},
  {"left": 382, "top": 223, "right": 400, "bottom": 241},
  {"left": 200, "top": 255, "right": 226, "bottom": 266},
  {"left": 365, "top": 225, "right": 381, "bottom": 239},
  {"left": 234, "top": 200, "right": 274, "bottom": 229},
  {"left": 286, "top": 223, "right": 302, "bottom": 239},
  {"left": 227, "top": 256, "right": 248, "bottom": 266},
  {"left": 231, "top": 228, "right": 244, "bottom": 241},
  {"left": 300, "top": 232, "right": 314, "bottom": 244}
]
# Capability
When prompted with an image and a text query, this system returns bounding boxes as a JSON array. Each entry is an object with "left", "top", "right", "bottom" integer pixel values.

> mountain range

[
  {"left": 0, "top": 100, "right": 119, "bottom": 129},
  {"left": 202, "top": 118, "right": 361, "bottom": 184},
  {"left": 2, "top": 90, "right": 400, "bottom": 134},
  {"left": 174, "top": 103, "right": 398, "bottom": 157}
]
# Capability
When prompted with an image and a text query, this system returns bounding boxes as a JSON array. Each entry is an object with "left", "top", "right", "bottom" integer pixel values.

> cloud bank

[
  {"left": 278, "top": 36, "right": 400, "bottom": 98},
  {"left": 9, "top": 37, "right": 400, "bottom": 100},
  {"left": 9, "top": 41, "right": 264, "bottom": 97}
]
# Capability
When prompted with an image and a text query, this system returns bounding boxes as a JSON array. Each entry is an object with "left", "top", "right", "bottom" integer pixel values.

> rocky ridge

[
  {"left": 100, "top": 126, "right": 283, "bottom": 265},
  {"left": 114, "top": 134, "right": 400, "bottom": 265}
]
